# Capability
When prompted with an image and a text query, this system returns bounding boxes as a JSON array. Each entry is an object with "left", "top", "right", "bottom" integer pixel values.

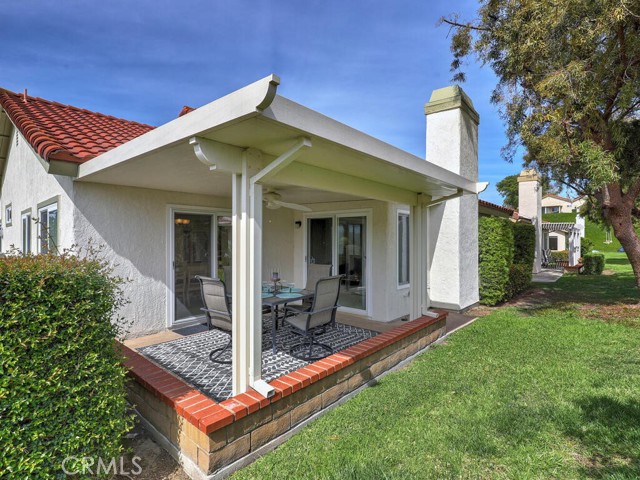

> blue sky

[{"left": 0, "top": 0, "right": 524, "bottom": 204}]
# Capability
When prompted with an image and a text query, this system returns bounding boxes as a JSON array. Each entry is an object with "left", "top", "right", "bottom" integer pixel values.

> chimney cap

[
  {"left": 517, "top": 169, "right": 539, "bottom": 182},
  {"left": 424, "top": 85, "right": 479, "bottom": 125}
]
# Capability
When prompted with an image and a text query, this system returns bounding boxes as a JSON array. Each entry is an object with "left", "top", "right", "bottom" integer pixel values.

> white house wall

[
  {"left": 0, "top": 129, "right": 74, "bottom": 253},
  {"left": 262, "top": 207, "right": 295, "bottom": 283},
  {"left": 72, "top": 182, "right": 230, "bottom": 337}
]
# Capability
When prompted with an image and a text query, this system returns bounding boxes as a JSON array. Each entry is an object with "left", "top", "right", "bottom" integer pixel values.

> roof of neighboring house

[
  {"left": 0, "top": 88, "right": 154, "bottom": 164},
  {"left": 478, "top": 199, "right": 515, "bottom": 216},
  {"left": 542, "top": 193, "right": 587, "bottom": 203}
]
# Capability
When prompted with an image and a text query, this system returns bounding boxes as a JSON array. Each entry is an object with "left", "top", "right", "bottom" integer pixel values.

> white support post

[
  {"left": 231, "top": 150, "right": 274, "bottom": 398},
  {"left": 231, "top": 172, "right": 249, "bottom": 395},
  {"left": 248, "top": 181, "right": 263, "bottom": 386},
  {"left": 410, "top": 202, "right": 426, "bottom": 320}
]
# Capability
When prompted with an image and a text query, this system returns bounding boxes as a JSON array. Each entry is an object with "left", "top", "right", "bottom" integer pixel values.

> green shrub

[
  {"left": 0, "top": 252, "right": 133, "bottom": 478},
  {"left": 580, "top": 238, "right": 594, "bottom": 257},
  {"left": 479, "top": 217, "right": 515, "bottom": 305},
  {"left": 551, "top": 250, "right": 569, "bottom": 262},
  {"left": 506, "top": 264, "right": 531, "bottom": 299},
  {"left": 582, "top": 252, "right": 605, "bottom": 275},
  {"left": 512, "top": 223, "right": 536, "bottom": 269}
]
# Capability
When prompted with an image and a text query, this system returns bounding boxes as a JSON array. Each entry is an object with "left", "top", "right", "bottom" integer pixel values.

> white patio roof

[
  {"left": 76, "top": 75, "right": 480, "bottom": 206},
  {"left": 542, "top": 222, "right": 577, "bottom": 232}
]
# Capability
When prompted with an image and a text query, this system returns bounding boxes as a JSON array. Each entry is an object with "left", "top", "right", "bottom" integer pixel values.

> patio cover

[{"left": 76, "top": 75, "right": 485, "bottom": 396}]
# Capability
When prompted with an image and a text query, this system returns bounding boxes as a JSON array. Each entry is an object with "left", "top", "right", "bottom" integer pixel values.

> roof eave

[{"left": 77, "top": 74, "right": 281, "bottom": 179}]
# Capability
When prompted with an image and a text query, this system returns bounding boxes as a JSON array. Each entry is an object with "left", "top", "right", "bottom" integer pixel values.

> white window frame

[
  {"left": 397, "top": 210, "right": 410, "bottom": 288},
  {"left": 5, "top": 204, "right": 12, "bottom": 227},
  {"left": 37, "top": 201, "right": 58, "bottom": 254},
  {"left": 21, "top": 210, "right": 32, "bottom": 254}
]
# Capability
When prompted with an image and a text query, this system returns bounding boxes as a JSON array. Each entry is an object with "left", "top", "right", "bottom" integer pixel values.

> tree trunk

[{"left": 608, "top": 204, "right": 640, "bottom": 289}]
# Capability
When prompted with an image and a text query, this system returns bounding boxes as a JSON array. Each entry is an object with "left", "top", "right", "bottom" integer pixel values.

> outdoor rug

[{"left": 139, "top": 320, "right": 378, "bottom": 401}]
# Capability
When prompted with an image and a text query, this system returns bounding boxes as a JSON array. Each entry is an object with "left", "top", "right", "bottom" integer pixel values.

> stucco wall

[
  {"left": 72, "top": 182, "right": 230, "bottom": 337},
  {"left": 0, "top": 128, "right": 74, "bottom": 254},
  {"left": 425, "top": 103, "right": 480, "bottom": 311},
  {"left": 262, "top": 207, "right": 295, "bottom": 283}
]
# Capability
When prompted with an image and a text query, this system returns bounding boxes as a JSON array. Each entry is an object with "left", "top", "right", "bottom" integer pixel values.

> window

[
  {"left": 398, "top": 212, "right": 410, "bottom": 286},
  {"left": 4, "top": 204, "right": 12, "bottom": 226},
  {"left": 38, "top": 203, "right": 58, "bottom": 254},
  {"left": 21, "top": 212, "right": 31, "bottom": 254},
  {"left": 543, "top": 206, "right": 560, "bottom": 214},
  {"left": 549, "top": 236, "right": 559, "bottom": 251}
]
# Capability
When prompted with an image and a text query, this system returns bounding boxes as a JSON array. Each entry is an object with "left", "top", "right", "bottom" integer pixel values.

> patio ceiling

[{"left": 76, "top": 75, "right": 478, "bottom": 206}]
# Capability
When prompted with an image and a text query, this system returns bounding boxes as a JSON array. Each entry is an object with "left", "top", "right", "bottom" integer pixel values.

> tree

[
  {"left": 441, "top": 1, "right": 640, "bottom": 287},
  {"left": 496, "top": 173, "right": 559, "bottom": 209}
]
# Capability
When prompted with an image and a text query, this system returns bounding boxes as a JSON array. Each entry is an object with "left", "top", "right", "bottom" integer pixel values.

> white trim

[
  {"left": 396, "top": 209, "right": 410, "bottom": 289},
  {"left": 37, "top": 201, "right": 58, "bottom": 254},
  {"left": 166, "top": 204, "right": 230, "bottom": 328},
  {"left": 302, "top": 209, "right": 373, "bottom": 317},
  {"left": 4, "top": 203, "right": 12, "bottom": 227},
  {"left": 20, "top": 210, "right": 31, "bottom": 254}
]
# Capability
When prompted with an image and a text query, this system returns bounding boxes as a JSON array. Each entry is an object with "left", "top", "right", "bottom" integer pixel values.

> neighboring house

[
  {"left": 478, "top": 199, "right": 514, "bottom": 219},
  {"left": 0, "top": 76, "right": 484, "bottom": 396},
  {"left": 541, "top": 193, "right": 585, "bottom": 214}
]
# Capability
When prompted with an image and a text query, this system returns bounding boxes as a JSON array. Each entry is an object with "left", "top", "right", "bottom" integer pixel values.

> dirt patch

[
  {"left": 579, "top": 303, "right": 640, "bottom": 326},
  {"left": 466, "top": 287, "right": 555, "bottom": 318},
  {"left": 116, "top": 416, "right": 189, "bottom": 480}
]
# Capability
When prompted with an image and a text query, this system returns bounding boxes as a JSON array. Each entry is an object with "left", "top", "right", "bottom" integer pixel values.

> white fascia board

[
  {"left": 77, "top": 74, "right": 280, "bottom": 179},
  {"left": 263, "top": 96, "right": 477, "bottom": 194}
]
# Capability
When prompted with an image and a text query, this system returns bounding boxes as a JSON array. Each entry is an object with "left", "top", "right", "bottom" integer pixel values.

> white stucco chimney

[
  {"left": 517, "top": 169, "right": 542, "bottom": 273},
  {"left": 425, "top": 85, "right": 479, "bottom": 311}
]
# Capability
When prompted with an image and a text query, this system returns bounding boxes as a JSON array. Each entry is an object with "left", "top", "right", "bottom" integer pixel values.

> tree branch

[{"left": 440, "top": 18, "right": 491, "bottom": 32}]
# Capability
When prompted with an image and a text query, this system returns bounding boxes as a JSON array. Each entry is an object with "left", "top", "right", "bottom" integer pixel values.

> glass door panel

[
  {"left": 337, "top": 216, "right": 366, "bottom": 310},
  {"left": 174, "top": 213, "right": 212, "bottom": 321},
  {"left": 307, "top": 217, "right": 333, "bottom": 266},
  {"left": 217, "top": 215, "right": 232, "bottom": 282}
]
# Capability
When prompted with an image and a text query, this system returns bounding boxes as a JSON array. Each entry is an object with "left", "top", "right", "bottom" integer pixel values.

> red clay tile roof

[
  {"left": 478, "top": 199, "right": 515, "bottom": 215},
  {"left": 0, "top": 89, "right": 154, "bottom": 164},
  {"left": 178, "top": 105, "right": 195, "bottom": 117}
]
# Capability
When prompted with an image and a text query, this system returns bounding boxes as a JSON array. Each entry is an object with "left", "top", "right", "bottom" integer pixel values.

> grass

[{"left": 233, "top": 255, "right": 639, "bottom": 479}]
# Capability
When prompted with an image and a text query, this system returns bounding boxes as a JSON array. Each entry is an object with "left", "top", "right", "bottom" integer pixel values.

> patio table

[{"left": 262, "top": 290, "right": 314, "bottom": 354}]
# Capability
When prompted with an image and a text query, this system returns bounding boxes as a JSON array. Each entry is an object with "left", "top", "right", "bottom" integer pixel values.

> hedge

[
  {"left": 0, "top": 252, "right": 133, "bottom": 478},
  {"left": 506, "top": 264, "right": 532, "bottom": 300},
  {"left": 512, "top": 222, "right": 536, "bottom": 270},
  {"left": 479, "top": 217, "right": 515, "bottom": 305},
  {"left": 582, "top": 252, "right": 605, "bottom": 275}
]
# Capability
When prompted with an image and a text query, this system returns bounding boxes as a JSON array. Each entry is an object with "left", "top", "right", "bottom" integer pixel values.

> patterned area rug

[{"left": 139, "top": 320, "right": 378, "bottom": 401}]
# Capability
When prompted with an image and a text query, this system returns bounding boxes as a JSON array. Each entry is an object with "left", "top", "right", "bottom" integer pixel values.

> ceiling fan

[{"left": 263, "top": 190, "right": 311, "bottom": 212}]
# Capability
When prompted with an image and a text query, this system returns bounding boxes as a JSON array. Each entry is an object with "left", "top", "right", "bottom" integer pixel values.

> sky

[{"left": 0, "top": 0, "right": 525, "bottom": 205}]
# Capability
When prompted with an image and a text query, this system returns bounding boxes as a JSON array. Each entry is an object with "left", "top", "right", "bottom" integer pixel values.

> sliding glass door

[
  {"left": 337, "top": 216, "right": 366, "bottom": 310},
  {"left": 171, "top": 209, "right": 231, "bottom": 325},
  {"left": 306, "top": 213, "right": 369, "bottom": 314}
]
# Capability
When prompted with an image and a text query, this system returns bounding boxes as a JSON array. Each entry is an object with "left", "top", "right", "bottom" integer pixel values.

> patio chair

[
  {"left": 305, "top": 263, "right": 332, "bottom": 291},
  {"left": 195, "top": 276, "right": 232, "bottom": 364},
  {"left": 297, "top": 263, "right": 332, "bottom": 310},
  {"left": 283, "top": 275, "right": 342, "bottom": 361}
]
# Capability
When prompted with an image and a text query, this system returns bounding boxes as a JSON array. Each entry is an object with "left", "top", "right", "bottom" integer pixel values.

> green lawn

[{"left": 233, "top": 255, "right": 640, "bottom": 479}]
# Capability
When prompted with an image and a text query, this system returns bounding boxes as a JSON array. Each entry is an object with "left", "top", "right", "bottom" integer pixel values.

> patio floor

[
  {"left": 137, "top": 318, "right": 378, "bottom": 401},
  {"left": 124, "top": 311, "right": 475, "bottom": 404}
]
